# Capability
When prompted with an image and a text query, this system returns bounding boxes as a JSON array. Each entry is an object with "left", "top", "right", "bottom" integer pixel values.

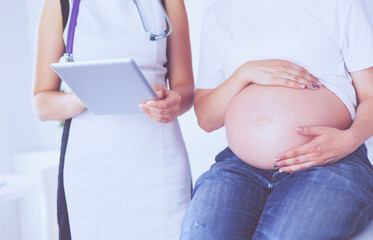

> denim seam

[{"left": 350, "top": 202, "right": 373, "bottom": 236}]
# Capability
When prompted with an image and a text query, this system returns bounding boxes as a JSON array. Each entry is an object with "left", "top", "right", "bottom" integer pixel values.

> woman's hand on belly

[
  {"left": 195, "top": 59, "right": 322, "bottom": 132},
  {"left": 274, "top": 126, "right": 358, "bottom": 173},
  {"left": 236, "top": 59, "right": 322, "bottom": 90},
  {"left": 139, "top": 84, "right": 182, "bottom": 123}
]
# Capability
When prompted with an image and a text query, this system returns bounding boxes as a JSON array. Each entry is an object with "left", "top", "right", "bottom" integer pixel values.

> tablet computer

[{"left": 51, "top": 58, "right": 157, "bottom": 115}]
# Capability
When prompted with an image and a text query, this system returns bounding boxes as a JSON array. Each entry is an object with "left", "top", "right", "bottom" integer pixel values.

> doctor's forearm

[
  {"left": 172, "top": 83, "right": 194, "bottom": 116},
  {"left": 33, "top": 91, "right": 85, "bottom": 121}
]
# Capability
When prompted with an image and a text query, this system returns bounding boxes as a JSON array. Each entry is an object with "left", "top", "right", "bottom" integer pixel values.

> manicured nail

[
  {"left": 299, "top": 84, "right": 306, "bottom": 88},
  {"left": 146, "top": 101, "right": 153, "bottom": 106},
  {"left": 279, "top": 169, "right": 285, "bottom": 173},
  {"left": 316, "top": 82, "right": 323, "bottom": 87},
  {"left": 273, "top": 163, "right": 279, "bottom": 168},
  {"left": 274, "top": 157, "right": 281, "bottom": 162},
  {"left": 296, "top": 127, "right": 303, "bottom": 132},
  {"left": 139, "top": 105, "right": 144, "bottom": 111},
  {"left": 312, "top": 83, "right": 318, "bottom": 88}
]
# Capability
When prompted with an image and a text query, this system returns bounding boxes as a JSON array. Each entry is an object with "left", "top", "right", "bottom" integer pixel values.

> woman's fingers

[
  {"left": 242, "top": 59, "right": 322, "bottom": 90},
  {"left": 273, "top": 73, "right": 321, "bottom": 90},
  {"left": 295, "top": 70, "right": 319, "bottom": 84},
  {"left": 279, "top": 160, "right": 316, "bottom": 173},
  {"left": 272, "top": 78, "right": 311, "bottom": 89},
  {"left": 275, "top": 68, "right": 321, "bottom": 90},
  {"left": 273, "top": 60, "right": 322, "bottom": 89},
  {"left": 274, "top": 152, "right": 315, "bottom": 168},
  {"left": 282, "top": 60, "right": 310, "bottom": 73},
  {"left": 275, "top": 141, "right": 317, "bottom": 161}
]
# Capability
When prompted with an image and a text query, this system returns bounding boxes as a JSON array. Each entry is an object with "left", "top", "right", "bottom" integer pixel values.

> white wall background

[{"left": 0, "top": 0, "right": 372, "bottom": 239}]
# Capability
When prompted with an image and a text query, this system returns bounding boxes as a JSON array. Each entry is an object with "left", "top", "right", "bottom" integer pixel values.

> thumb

[
  {"left": 156, "top": 90, "right": 164, "bottom": 99},
  {"left": 296, "top": 126, "right": 326, "bottom": 136},
  {"left": 151, "top": 83, "right": 167, "bottom": 99},
  {"left": 151, "top": 83, "right": 166, "bottom": 92}
]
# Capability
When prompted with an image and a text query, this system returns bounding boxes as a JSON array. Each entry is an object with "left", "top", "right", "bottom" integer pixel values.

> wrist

[
  {"left": 344, "top": 129, "right": 362, "bottom": 150},
  {"left": 231, "top": 65, "right": 252, "bottom": 87},
  {"left": 70, "top": 92, "right": 86, "bottom": 113}
]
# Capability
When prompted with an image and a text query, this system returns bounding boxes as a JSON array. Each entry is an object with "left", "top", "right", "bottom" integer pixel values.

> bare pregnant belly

[{"left": 225, "top": 85, "right": 352, "bottom": 170}]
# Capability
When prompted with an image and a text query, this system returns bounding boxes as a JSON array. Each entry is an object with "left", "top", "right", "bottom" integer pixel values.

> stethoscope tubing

[
  {"left": 60, "top": 0, "right": 171, "bottom": 63},
  {"left": 133, "top": 0, "right": 173, "bottom": 41}
]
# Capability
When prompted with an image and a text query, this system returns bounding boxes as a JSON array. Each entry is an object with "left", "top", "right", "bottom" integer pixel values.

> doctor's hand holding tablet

[
  {"left": 139, "top": 83, "right": 183, "bottom": 123},
  {"left": 51, "top": 57, "right": 181, "bottom": 123}
]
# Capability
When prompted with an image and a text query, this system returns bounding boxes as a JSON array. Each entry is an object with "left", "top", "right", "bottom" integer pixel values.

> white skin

[
  {"left": 195, "top": 59, "right": 373, "bottom": 172},
  {"left": 33, "top": 0, "right": 194, "bottom": 123}
]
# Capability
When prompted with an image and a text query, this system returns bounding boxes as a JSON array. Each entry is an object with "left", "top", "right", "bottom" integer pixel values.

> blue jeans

[{"left": 180, "top": 145, "right": 373, "bottom": 240}]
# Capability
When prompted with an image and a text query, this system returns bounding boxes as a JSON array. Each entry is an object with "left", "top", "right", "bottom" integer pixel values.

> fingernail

[
  {"left": 299, "top": 84, "right": 306, "bottom": 88},
  {"left": 274, "top": 157, "right": 281, "bottom": 162},
  {"left": 273, "top": 163, "right": 279, "bottom": 168},
  {"left": 156, "top": 91, "right": 163, "bottom": 94},
  {"left": 146, "top": 101, "right": 153, "bottom": 106},
  {"left": 296, "top": 127, "right": 303, "bottom": 132},
  {"left": 316, "top": 82, "right": 323, "bottom": 87},
  {"left": 312, "top": 83, "right": 318, "bottom": 88},
  {"left": 139, "top": 105, "right": 144, "bottom": 111},
  {"left": 279, "top": 169, "right": 285, "bottom": 173}
]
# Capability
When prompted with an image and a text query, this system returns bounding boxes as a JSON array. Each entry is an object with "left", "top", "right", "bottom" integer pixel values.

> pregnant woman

[
  {"left": 181, "top": 0, "right": 373, "bottom": 239},
  {"left": 33, "top": 0, "right": 193, "bottom": 239}
]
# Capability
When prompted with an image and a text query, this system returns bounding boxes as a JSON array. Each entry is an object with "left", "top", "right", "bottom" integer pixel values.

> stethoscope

[{"left": 60, "top": 0, "right": 173, "bottom": 63}]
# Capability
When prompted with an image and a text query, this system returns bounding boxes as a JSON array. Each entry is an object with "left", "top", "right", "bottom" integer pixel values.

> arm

[
  {"left": 194, "top": 73, "right": 248, "bottom": 133},
  {"left": 165, "top": 0, "right": 194, "bottom": 116},
  {"left": 195, "top": 60, "right": 321, "bottom": 132},
  {"left": 347, "top": 68, "right": 373, "bottom": 145},
  {"left": 139, "top": 0, "right": 194, "bottom": 123},
  {"left": 32, "top": 0, "right": 85, "bottom": 121},
  {"left": 274, "top": 67, "right": 373, "bottom": 172}
]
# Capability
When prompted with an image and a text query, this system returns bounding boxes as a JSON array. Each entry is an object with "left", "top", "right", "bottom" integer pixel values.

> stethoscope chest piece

[{"left": 59, "top": 53, "right": 74, "bottom": 63}]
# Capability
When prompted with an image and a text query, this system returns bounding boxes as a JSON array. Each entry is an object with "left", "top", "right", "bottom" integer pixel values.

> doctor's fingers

[
  {"left": 151, "top": 113, "right": 177, "bottom": 123},
  {"left": 147, "top": 98, "right": 180, "bottom": 109},
  {"left": 148, "top": 105, "right": 179, "bottom": 115},
  {"left": 138, "top": 107, "right": 174, "bottom": 123},
  {"left": 139, "top": 103, "right": 178, "bottom": 116},
  {"left": 143, "top": 110, "right": 177, "bottom": 123}
]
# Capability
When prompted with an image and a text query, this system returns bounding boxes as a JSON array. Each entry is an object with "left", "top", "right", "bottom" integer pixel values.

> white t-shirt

[{"left": 197, "top": 0, "right": 373, "bottom": 119}]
